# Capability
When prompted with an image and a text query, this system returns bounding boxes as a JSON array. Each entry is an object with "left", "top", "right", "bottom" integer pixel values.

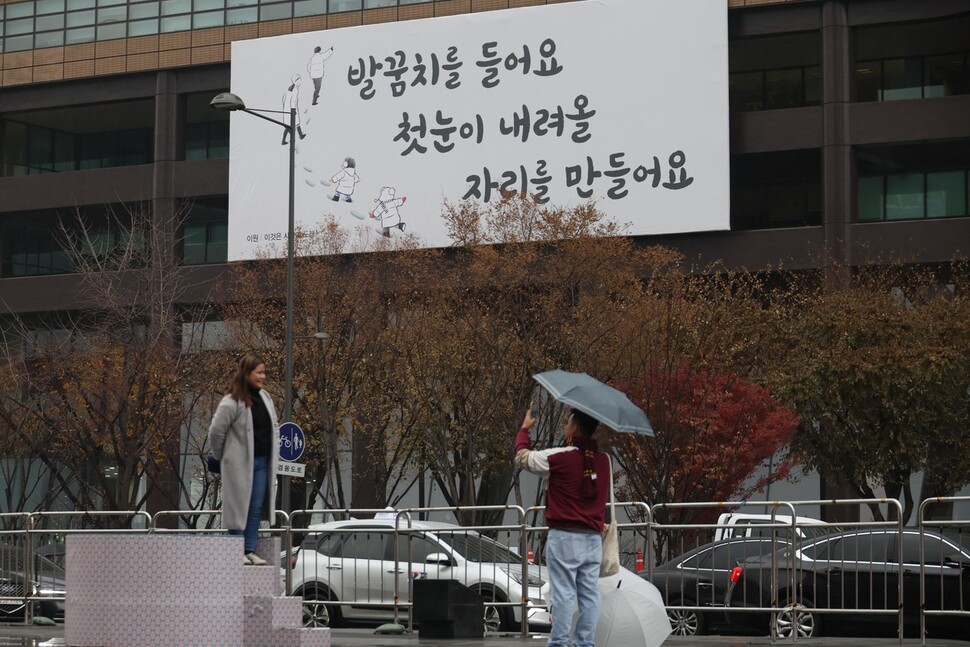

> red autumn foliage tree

[{"left": 613, "top": 361, "right": 799, "bottom": 563}]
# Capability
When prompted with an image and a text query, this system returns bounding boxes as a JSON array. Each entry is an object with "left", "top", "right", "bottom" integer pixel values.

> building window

[
  {"left": 184, "top": 92, "right": 230, "bottom": 160},
  {"left": 730, "top": 150, "right": 822, "bottom": 230},
  {"left": 857, "top": 141, "right": 970, "bottom": 222},
  {"left": 0, "top": 100, "right": 154, "bottom": 176},
  {"left": 729, "top": 65, "right": 821, "bottom": 112},
  {"left": 729, "top": 33, "right": 821, "bottom": 113},
  {"left": 856, "top": 53, "right": 969, "bottom": 102},
  {"left": 181, "top": 197, "right": 228, "bottom": 265},
  {"left": 0, "top": 204, "right": 146, "bottom": 278}
]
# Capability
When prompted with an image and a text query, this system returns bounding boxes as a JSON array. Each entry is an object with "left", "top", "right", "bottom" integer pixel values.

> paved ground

[{"left": 0, "top": 625, "right": 967, "bottom": 647}]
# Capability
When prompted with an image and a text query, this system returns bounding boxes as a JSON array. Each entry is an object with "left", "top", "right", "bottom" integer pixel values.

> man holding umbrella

[{"left": 515, "top": 406, "right": 609, "bottom": 647}]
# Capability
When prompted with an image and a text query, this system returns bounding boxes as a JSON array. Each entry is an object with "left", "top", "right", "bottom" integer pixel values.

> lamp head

[{"left": 210, "top": 92, "right": 246, "bottom": 111}]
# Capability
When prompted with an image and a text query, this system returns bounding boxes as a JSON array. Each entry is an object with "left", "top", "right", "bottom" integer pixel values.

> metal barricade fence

[
  {"left": 783, "top": 499, "right": 905, "bottom": 646},
  {"left": 287, "top": 505, "right": 532, "bottom": 634},
  {"left": 3, "top": 495, "right": 964, "bottom": 642},
  {"left": 648, "top": 500, "right": 798, "bottom": 640},
  {"left": 917, "top": 496, "right": 970, "bottom": 646},
  {"left": 23, "top": 511, "right": 153, "bottom": 626}
]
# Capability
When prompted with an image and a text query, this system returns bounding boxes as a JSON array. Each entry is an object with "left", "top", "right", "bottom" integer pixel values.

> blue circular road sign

[{"left": 278, "top": 422, "right": 305, "bottom": 462}]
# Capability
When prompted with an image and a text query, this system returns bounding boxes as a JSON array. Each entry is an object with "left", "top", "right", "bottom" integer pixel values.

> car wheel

[
  {"left": 476, "top": 587, "right": 513, "bottom": 633},
  {"left": 774, "top": 598, "right": 818, "bottom": 638},
  {"left": 299, "top": 584, "right": 341, "bottom": 628},
  {"left": 667, "top": 598, "right": 705, "bottom": 636}
]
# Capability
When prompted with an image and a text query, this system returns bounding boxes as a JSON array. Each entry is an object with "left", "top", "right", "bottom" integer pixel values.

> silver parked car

[{"left": 287, "top": 519, "right": 551, "bottom": 632}]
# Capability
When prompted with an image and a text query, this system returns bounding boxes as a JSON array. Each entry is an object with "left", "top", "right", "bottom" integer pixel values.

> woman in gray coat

[{"left": 208, "top": 353, "right": 280, "bottom": 565}]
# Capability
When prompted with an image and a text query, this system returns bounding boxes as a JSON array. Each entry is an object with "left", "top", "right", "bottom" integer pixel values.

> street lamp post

[{"left": 211, "top": 92, "right": 297, "bottom": 515}]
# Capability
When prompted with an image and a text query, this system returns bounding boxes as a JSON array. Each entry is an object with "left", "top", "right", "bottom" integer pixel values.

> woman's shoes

[{"left": 245, "top": 552, "right": 268, "bottom": 566}]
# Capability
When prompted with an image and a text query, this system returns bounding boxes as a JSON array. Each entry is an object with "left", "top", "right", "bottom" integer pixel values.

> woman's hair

[
  {"left": 228, "top": 353, "right": 264, "bottom": 407},
  {"left": 570, "top": 408, "right": 599, "bottom": 437}
]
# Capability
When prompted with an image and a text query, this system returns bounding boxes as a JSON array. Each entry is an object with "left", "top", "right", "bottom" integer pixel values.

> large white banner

[{"left": 227, "top": 0, "right": 728, "bottom": 261}]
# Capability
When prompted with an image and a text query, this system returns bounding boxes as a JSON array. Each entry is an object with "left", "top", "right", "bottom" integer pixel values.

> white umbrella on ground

[{"left": 572, "top": 567, "right": 672, "bottom": 647}]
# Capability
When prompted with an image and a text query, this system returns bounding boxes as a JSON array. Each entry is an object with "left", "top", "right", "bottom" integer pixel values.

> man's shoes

[
  {"left": 244, "top": 555, "right": 252, "bottom": 565},
  {"left": 245, "top": 552, "right": 268, "bottom": 566}
]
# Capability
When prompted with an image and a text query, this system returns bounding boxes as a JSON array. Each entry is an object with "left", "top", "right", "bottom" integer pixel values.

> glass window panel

[
  {"left": 66, "top": 0, "right": 96, "bottom": 9},
  {"left": 35, "top": 30, "right": 65, "bottom": 48},
  {"left": 97, "top": 0, "right": 126, "bottom": 6},
  {"left": 4, "top": 35, "right": 35, "bottom": 52},
  {"left": 226, "top": 6, "right": 256, "bottom": 23},
  {"left": 885, "top": 173, "right": 924, "bottom": 219},
  {"left": 855, "top": 61, "right": 881, "bottom": 102},
  {"left": 129, "top": 2, "right": 160, "bottom": 19},
  {"left": 804, "top": 66, "right": 822, "bottom": 106},
  {"left": 194, "top": 0, "right": 223, "bottom": 11},
  {"left": 208, "top": 223, "right": 227, "bottom": 262},
  {"left": 927, "top": 171, "right": 966, "bottom": 218},
  {"left": 0, "top": 7, "right": 4, "bottom": 20},
  {"left": 184, "top": 123, "right": 207, "bottom": 161},
  {"left": 259, "top": 2, "right": 291, "bottom": 21},
  {"left": 36, "top": 13, "right": 65, "bottom": 30},
  {"left": 161, "top": 0, "right": 191, "bottom": 14},
  {"left": 924, "top": 54, "right": 967, "bottom": 98},
  {"left": 293, "top": 0, "right": 324, "bottom": 18},
  {"left": 67, "top": 10, "right": 95, "bottom": 26},
  {"left": 53, "top": 130, "right": 74, "bottom": 172},
  {"left": 857, "top": 176, "right": 884, "bottom": 222},
  {"left": 6, "top": 18, "right": 35, "bottom": 36},
  {"left": 364, "top": 0, "right": 395, "bottom": 7},
  {"left": 97, "top": 22, "right": 126, "bottom": 39},
  {"left": 65, "top": 26, "right": 95, "bottom": 43},
  {"left": 765, "top": 68, "right": 803, "bottom": 110},
  {"left": 882, "top": 58, "right": 923, "bottom": 101},
  {"left": 36, "top": 0, "right": 65, "bottom": 14},
  {"left": 7, "top": 3, "right": 36, "bottom": 19},
  {"left": 329, "top": 0, "right": 360, "bottom": 11},
  {"left": 192, "top": 10, "right": 224, "bottom": 28},
  {"left": 97, "top": 6, "right": 126, "bottom": 22},
  {"left": 160, "top": 14, "right": 191, "bottom": 31},
  {"left": 208, "top": 122, "right": 229, "bottom": 158},
  {"left": 128, "top": 18, "right": 159, "bottom": 36},
  {"left": 730, "top": 71, "right": 763, "bottom": 112},
  {"left": 226, "top": 0, "right": 257, "bottom": 6}
]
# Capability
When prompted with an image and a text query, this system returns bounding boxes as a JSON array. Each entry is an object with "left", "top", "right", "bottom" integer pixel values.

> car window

[
  {"left": 335, "top": 529, "right": 390, "bottom": 561},
  {"left": 828, "top": 532, "right": 891, "bottom": 563},
  {"left": 310, "top": 533, "right": 343, "bottom": 556},
  {"left": 690, "top": 548, "right": 712, "bottom": 569},
  {"left": 901, "top": 533, "right": 953, "bottom": 566},
  {"left": 801, "top": 537, "right": 833, "bottom": 560},
  {"left": 391, "top": 533, "right": 444, "bottom": 564},
  {"left": 711, "top": 540, "right": 778, "bottom": 569},
  {"left": 436, "top": 531, "right": 519, "bottom": 564}
]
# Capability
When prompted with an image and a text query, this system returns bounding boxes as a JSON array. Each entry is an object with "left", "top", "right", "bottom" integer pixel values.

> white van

[{"left": 714, "top": 512, "right": 831, "bottom": 542}]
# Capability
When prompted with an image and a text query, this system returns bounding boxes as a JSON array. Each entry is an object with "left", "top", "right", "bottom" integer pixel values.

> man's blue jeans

[
  {"left": 546, "top": 528, "right": 602, "bottom": 647},
  {"left": 229, "top": 455, "right": 269, "bottom": 553}
]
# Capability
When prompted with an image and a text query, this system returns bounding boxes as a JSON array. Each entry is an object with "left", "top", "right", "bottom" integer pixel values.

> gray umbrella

[{"left": 533, "top": 369, "right": 654, "bottom": 435}]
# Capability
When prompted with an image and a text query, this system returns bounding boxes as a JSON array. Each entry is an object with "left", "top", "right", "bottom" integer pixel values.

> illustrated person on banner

[
  {"left": 330, "top": 157, "right": 360, "bottom": 202},
  {"left": 281, "top": 74, "right": 307, "bottom": 145},
  {"left": 370, "top": 186, "right": 407, "bottom": 237},
  {"left": 514, "top": 407, "right": 609, "bottom": 647},
  {"left": 207, "top": 353, "right": 280, "bottom": 566},
  {"left": 307, "top": 45, "right": 334, "bottom": 106}
]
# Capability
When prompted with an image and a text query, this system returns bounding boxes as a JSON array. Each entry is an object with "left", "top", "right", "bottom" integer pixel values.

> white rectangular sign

[
  {"left": 228, "top": 0, "right": 729, "bottom": 260},
  {"left": 276, "top": 461, "right": 306, "bottom": 478}
]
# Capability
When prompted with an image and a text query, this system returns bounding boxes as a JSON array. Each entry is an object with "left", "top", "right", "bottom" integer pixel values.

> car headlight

[{"left": 500, "top": 566, "right": 545, "bottom": 587}]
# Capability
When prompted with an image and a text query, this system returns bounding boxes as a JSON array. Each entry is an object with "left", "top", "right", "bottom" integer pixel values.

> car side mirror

[
  {"left": 944, "top": 554, "right": 969, "bottom": 569},
  {"left": 424, "top": 552, "right": 454, "bottom": 567}
]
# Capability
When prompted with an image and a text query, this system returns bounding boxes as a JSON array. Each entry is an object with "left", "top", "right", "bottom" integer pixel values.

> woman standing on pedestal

[{"left": 208, "top": 353, "right": 280, "bottom": 565}]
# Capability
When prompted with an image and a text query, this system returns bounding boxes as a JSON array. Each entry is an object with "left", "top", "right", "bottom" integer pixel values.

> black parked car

[
  {"left": 725, "top": 528, "right": 970, "bottom": 639},
  {"left": 641, "top": 537, "right": 789, "bottom": 636},
  {"left": 0, "top": 546, "right": 65, "bottom": 623}
]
